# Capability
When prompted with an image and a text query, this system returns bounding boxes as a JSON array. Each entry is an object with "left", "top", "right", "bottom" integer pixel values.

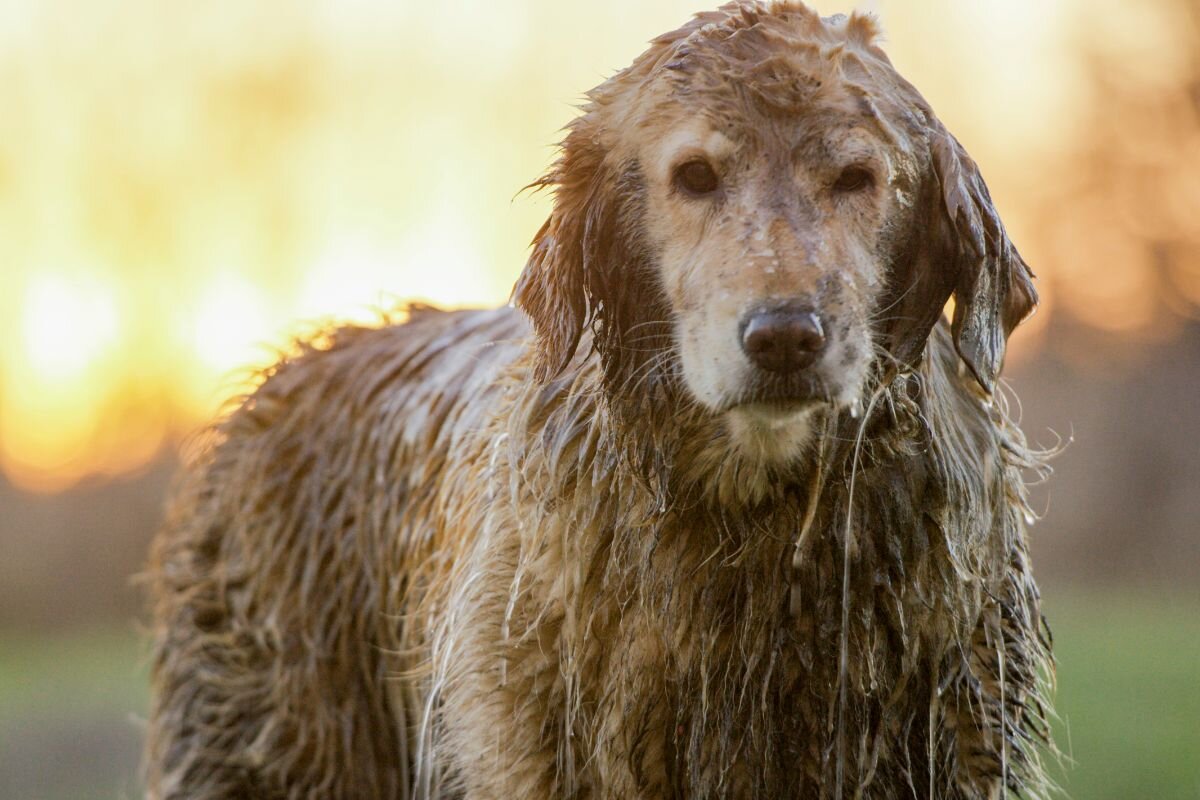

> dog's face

[
  {"left": 635, "top": 78, "right": 920, "bottom": 457},
  {"left": 516, "top": 3, "right": 1036, "bottom": 466}
]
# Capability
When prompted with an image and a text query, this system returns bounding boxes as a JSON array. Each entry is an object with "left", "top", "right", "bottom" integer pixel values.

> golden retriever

[{"left": 146, "top": 3, "right": 1052, "bottom": 798}]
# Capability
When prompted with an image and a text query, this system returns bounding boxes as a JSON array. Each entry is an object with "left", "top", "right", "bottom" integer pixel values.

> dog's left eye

[
  {"left": 674, "top": 160, "right": 720, "bottom": 196},
  {"left": 832, "top": 166, "right": 875, "bottom": 194}
]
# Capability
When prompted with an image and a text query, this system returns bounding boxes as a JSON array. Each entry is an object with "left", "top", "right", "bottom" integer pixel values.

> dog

[{"left": 145, "top": 3, "right": 1053, "bottom": 798}]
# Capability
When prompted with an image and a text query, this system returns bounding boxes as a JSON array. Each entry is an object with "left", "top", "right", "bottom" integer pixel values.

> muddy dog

[{"left": 146, "top": 3, "right": 1053, "bottom": 798}]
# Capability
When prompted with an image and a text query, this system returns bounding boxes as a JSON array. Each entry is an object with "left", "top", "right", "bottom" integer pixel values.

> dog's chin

[{"left": 723, "top": 400, "right": 826, "bottom": 464}]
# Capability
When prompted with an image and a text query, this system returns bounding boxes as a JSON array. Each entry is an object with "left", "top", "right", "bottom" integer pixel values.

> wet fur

[{"left": 145, "top": 3, "right": 1052, "bottom": 798}]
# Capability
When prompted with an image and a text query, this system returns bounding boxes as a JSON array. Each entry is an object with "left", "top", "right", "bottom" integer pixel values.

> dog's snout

[{"left": 740, "top": 305, "right": 826, "bottom": 374}]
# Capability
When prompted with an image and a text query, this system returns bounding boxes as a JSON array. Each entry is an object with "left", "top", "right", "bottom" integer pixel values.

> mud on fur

[{"left": 144, "top": 3, "right": 1056, "bottom": 798}]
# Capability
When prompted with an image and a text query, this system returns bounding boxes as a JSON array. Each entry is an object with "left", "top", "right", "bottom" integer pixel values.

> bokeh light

[{"left": 0, "top": 0, "right": 1196, "bottom": 491}]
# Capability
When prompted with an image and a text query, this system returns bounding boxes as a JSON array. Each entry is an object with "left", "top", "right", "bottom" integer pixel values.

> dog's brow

[
  {"left": 788, "top": 130, "right": 870, "bottom": 167},
  {"left": 656, "top": 126, "right": 736, "bottom": 171}
]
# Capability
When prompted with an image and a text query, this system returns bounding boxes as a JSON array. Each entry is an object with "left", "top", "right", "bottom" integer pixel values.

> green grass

[
  {"left": 0, "top": 626, "right": 148, "bottom": 718},
  {"left": 0, "top": 626, "right": 148, "bottom": 800},
  {"left": 0, "top": 593, "right": 1196, "bottom": 799},
  {"left": 1044, "top": 590, "right": 1200, "bottom": 800}
]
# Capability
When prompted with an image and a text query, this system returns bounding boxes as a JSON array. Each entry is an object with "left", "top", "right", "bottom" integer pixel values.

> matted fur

[{"left": 145, "top": 3, "right": 1053, "bottom": 798}]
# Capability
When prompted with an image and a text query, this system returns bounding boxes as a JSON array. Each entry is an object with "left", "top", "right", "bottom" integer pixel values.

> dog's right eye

[
  {"left": 673, "top": 160, "right": 720, "bottom": 196},
  {"left": 832, "top": 166, "right": 875, "bottom": 194}
]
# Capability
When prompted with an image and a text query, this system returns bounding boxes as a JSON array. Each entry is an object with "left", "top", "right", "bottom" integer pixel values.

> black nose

[{"left": 740, "top": 305, "right": 826, "bottom": 374}]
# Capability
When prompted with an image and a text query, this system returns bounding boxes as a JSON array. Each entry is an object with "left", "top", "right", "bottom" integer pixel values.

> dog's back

[{"left": 145, "top": 307, "right": 523, "bottom": 798}]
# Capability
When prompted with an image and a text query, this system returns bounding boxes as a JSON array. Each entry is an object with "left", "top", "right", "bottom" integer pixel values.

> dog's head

[{"left": 515, "top": 2, "right": 1036, "bottom": 463}]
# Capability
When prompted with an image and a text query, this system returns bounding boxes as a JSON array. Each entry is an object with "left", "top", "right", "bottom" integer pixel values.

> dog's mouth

[{"left": 721, "top": 373, "right": 831, "bottom": 416}]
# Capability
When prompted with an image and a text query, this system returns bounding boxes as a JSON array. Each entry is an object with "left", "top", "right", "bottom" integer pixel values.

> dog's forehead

[
  {"left": 620, "top": 16, "right": 913, "bottom": 151},
  {"left": 632, "top": 70, "right": 896, "bottom": 164}
]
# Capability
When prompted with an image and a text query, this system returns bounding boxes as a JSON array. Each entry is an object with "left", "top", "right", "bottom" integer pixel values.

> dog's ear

[
  {"left": 513, "top": 117, "right": 613, "bottom": 382},
  {"left": 886, "top": 123, "right": 1037, "bottom": 392},
  {"left": 930, "top": 126, "right": 1037, "bottom": 393},
  {"left": 865, "top": 74, "right": 1038, "bottom": 392}
]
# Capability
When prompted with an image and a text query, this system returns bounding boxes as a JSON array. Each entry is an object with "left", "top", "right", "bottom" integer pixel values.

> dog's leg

[{"left": 145, "top": 497, "right": 406, "bottom": 798}]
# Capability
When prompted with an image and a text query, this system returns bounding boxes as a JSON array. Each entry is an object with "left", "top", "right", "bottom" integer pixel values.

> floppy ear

[
  {"left": 512, "top": 118, "right": 613, "bottom": 383},
  {"left": 931, "top": 125, "right": 1037, "bottom": 393}
]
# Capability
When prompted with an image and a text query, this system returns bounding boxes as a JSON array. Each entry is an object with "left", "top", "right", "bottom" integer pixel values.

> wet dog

[{"left": 146, "top": 3, "right": 1051, "bottom": 798}]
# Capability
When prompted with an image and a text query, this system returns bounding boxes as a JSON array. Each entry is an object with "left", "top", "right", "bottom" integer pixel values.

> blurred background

[{"left": 0, "top": 0, "right": 1197, "bottom": 797}]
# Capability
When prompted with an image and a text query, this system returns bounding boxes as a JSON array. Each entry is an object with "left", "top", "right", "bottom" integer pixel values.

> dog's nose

[{"left": 740, "top": 306, "right": 826, "bottom": 374}]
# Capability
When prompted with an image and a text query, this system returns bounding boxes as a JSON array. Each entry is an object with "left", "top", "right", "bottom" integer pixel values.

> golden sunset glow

[{"left": 2, "top": 0, "right": 1195, "bottom": 492}]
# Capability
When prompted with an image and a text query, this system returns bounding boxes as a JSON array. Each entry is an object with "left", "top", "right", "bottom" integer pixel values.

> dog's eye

[
  {"left": 674, "top": 160, "right": 720, "bottom": 196},
  {"left": 832, "top": 166, "right": 875, "bottom": 194}
]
